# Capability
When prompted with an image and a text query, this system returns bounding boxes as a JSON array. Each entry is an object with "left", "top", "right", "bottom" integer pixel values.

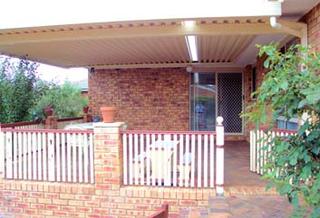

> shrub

[
  {"left": 244, "top": 44, "right": 320, "bottom": 217},
  {"left": 31, "top": 82, "right": 88, "bottom": 120}
]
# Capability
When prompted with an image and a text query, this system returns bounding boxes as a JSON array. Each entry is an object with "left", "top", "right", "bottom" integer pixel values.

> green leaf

[
  {"left": 302, "top": 85, "right": 320, "bottom": 105},
  {"left": 311, "top": 207, "right": 320, "bottom": 218},
  {"left": 298, "top": 99, "right": 307, "bottom": 109},
  {"left": 291, "top": 192, "right": 300, "bottom": 208},
  {"left": 280, "top": 80, "right": 288, "bottom": 90},
  {"left": 279, "top": 184, "right": 292, "bottom": 195},
  {"left": 301, "top": 165, "right": 311, "bottom": 180}
]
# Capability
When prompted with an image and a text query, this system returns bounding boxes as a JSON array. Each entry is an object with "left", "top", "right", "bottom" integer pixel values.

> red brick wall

[
  {"left": 89, "top": 68, "right": 190, "bottom": 131},
  {"left": 304, "top": 3, "right": 320, "bottom": 51},
  {"left": 243, "top": 54, "right": 270, "bottom": 138},
  {"left": 243, "top": 65, "right": 253, "bottom": 138},
  {"left": 0, "top": 181, "right": 215, "bottom": 217}
]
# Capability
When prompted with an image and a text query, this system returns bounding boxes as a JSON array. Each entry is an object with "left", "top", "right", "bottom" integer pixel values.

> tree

[
  {"left": 0, "top": 57, "right": 39, "bottom": 123},
  {"left": 0, "top": 56, "right": 88, "bottom": 123},
  {"left": 244, "top": 44, "right": 320, "bottom": 217},
  {"left": 30, "top": 82, "right": 88, "bottom": 120}
]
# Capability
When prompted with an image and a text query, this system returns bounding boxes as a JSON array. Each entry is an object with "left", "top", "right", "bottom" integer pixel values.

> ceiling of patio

[
  {"left": 0, "top": 18, "right": 290, "bottom": 69},
  {"left": 0, "top": 33, "right": 256, "bottom": 67}
]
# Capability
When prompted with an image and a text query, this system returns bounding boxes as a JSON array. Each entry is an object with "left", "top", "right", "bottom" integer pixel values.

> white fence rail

[
  {"left": 0, "top": 128, "right": 94, "bottom": 183},
  {"left": 14, "top": 123, "right": 45, "bottom": 129},
  {"left": 250, "top": 128, "right": 296, "bottom": 175},
  {"left": 122, "top": 131, "right": 216, "bottom": 188},
  {"left": 0, "top": 121, "right": 44, "bottom": 129}
]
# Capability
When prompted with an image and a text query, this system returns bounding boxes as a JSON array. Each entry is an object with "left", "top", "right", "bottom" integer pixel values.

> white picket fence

[
  {"left": 0, "top": 128, "right": 94, "bottom": 183},
  {"left": 250, "top": 128, "right": 296, "bottom": 175},
  {"left": 122, "top": 131, "right": 217, "bottom": 188}
]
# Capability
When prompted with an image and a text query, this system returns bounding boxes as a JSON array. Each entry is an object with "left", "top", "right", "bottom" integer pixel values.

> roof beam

[
  {"left": 87, "top": 62, "right": 243, "bottom": 70},
  {"left": 0, "top": 22, "right": 291, "bottom": 46},
  {"left": 271, "top": 18, "right": 307, "bottom": 38}
]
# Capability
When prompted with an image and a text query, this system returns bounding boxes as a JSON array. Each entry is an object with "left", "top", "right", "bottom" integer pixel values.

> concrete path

[{"left": 179, "top": 195, "right": 292, "bottom": 218}]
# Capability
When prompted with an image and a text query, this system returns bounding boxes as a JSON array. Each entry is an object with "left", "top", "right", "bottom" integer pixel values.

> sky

[
  {"left": 0, "top": 55, "right": 88, "bottom": 83},
  {"left": 0, "top": 0, "right": 278, "bottom": 82},
  {"left": 37, "top": 64, "right": 88, "bottom": 84}
]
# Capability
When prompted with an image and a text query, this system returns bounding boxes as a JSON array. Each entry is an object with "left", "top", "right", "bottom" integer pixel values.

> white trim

[{"left": 0, "top": 0, "right": 282, "bottom": 30}]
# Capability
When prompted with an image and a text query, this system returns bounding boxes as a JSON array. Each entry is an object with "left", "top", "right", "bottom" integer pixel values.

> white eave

[{"left": 0, "top": 0, "right": 282, "bottom": 30}]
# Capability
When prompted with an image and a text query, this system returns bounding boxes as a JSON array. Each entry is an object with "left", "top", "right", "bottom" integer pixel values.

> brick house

[
  {"left": 0, "top": 1, "right": 319, "bottom": 139},
  {"left": 0, "top": 1, "right": 320, "bottom": 217}
]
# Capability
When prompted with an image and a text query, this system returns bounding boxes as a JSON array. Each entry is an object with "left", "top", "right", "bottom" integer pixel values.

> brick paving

[
  {"left": 181, "top": 195, "right": 292, "bottom": 218},
  {"left": 224, "top": 141, "right": 267, "bottom": 187},
  {"left": 177, "top": 141, "right": 293, "bottom": 218}
]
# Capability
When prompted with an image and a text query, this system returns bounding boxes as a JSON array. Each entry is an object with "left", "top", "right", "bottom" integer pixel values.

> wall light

[{"left": 185, "top": 35, "right": 198, "bottom": 62}]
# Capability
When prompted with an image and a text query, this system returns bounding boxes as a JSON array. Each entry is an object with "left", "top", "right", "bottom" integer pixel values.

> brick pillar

[
  {"left": 93, "top": 122, "right": 126, "bottom": 188},
  {"left": 44, "top": 116, "right": 58, "bottom": 129}
]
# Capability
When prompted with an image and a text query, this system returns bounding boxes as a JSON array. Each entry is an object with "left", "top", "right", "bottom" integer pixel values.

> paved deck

[
  {"left": 176, "top": 141, "right": 293, "bottom": 218},
  {"left": 181, "top": 195, "right": 292, "bottom": 218},
  {"left": 224, "top": 141, "right": 267, "bottom": 187}
]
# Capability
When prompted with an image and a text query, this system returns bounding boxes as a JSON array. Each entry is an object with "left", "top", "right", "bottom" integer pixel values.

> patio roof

[
  {"left": 0, "top": 0, "right": 310, "bottom": 69},
  {"left": 0, "top": 18, "right": 306, "bottom": 69}
]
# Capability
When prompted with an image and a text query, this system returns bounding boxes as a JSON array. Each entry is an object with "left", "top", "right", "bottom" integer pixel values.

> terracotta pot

[{"left": 100, "top": 106, "right": 116, "bottom": 123}]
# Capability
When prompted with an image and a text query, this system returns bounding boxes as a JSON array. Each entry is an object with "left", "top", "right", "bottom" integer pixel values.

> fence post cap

[{"left": 217, "top": 116, "right": 224, "bottom": 125}]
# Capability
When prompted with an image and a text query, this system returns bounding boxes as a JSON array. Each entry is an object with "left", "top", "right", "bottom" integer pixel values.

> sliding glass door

[
  {"left": 190, "top": 73, "right": 216, "bottom": 131},
  {"left": 190, "top": 72, "right": 243, "bottom": 133}
]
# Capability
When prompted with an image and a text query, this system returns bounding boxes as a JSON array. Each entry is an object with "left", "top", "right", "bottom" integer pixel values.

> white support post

[
  {"left": 0, "top": 127, "right": 4, "bottom": 179},
  {"left": 215, "top": 116, "right": 224, "bottom": 196},
  {"left": 122, "top": 133, "right": 128, "bottom": 185},
  {"left": 48, "top": 133, "right": 55, "bottom": 181}
]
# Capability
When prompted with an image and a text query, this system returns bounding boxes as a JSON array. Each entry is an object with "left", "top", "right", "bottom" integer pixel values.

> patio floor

[{"left": 224, "top": 141, "right": 267, "bottom": 187}]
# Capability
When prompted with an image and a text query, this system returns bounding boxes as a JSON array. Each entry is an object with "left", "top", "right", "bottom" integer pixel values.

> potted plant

[
  {"left": 100, "top": 106, "right": 116, "bottom": 123},
  {"left": 43, "top": 105, "right": 54, "bottom": 117},
  {"left": 83, "top": 106, "right": 89, "bottom": 114}
]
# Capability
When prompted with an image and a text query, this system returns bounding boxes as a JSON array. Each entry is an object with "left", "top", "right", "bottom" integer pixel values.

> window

[{"left": 277, "top": 116, "right": 298, "bottom": 131}]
